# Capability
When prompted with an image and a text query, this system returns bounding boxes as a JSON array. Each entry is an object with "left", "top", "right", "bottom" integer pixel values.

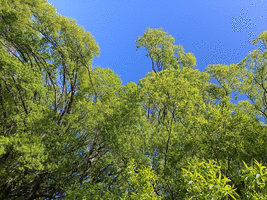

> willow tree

[
  {"left": 2, "top": 0, "right": 267, "bottom": 199},
  {"left": 0, "top": 0, "right": 150, "bottom": 199},
  {"left": 136, "top": 28, "right": 196, "bottom": 72},
  {"left": 136, "top": 28, "right": 267, "bottom": 199}
]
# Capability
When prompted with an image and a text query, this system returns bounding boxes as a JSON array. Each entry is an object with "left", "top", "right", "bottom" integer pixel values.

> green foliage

[
  {"left": 136, "top": 28, "right": 196, "bottom": 72},
  {"left": 182, "top": 159, "right": 238, "bottom": 200},
  {"left": 239, "top": 160, "right": 267, "bottom": 199},
  {"left": 1, "top": 0, "right": 267, "bottom": 199},
  {"left": 121, "top": 160, "right": 161, "bottom": 200},
  {"left": 65, "top": 160, "right": 160, "bottom": 200}
]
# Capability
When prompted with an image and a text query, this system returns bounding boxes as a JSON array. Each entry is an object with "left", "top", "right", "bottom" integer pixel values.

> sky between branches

[{"left": 48, "top": 0, "right": 267, "bottom": 84}]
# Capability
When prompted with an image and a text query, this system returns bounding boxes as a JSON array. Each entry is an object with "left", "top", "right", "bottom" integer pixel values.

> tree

[
  {"left": 136, "top": 28, "right": 196, "bottom": 72},
  {"left": 0, "top": 0, "right": 146, "bottom": 199},
  {"left": 136, "top": 28, "right": 267, "bottom": 199},
  {"left": 1, "top": 0, "right": 267, "bottom": 199}
]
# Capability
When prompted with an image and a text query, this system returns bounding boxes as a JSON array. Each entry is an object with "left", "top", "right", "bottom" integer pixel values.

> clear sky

[{"left": 48, "top": 0, "right": 267, "bottom": 84}]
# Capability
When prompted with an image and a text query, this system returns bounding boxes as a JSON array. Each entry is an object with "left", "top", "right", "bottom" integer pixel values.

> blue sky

[{"left": 48, "top": 0, "right": 267, "bottom": 84}]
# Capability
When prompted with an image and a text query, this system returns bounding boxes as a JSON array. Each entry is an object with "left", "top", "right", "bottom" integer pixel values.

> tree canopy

[{"left": 1, "top": 0, "right": 267, "bottom": 199}]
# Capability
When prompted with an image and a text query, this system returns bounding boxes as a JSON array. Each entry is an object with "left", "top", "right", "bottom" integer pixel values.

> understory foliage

[{"left": 1, "top": 0, "right": 267, "bottom": 199}]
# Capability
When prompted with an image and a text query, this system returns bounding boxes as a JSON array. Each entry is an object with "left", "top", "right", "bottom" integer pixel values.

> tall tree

[
  {"left": 0, "top": 0, "right": 148, "bottom": 199},
  {"left": 136, "top": 28, "right": 267, "bottom": 199},
  {"left": 136, "top": 28, "right": 196, "bottom": 73},
  {"left": 1, "top": 0, "right": 267, "bottom": 199}
]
